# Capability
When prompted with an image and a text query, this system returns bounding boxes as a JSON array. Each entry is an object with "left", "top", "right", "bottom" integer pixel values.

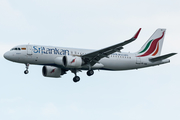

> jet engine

[
  {"left": 54, "top": 57, "right": 64, "bottom": 66},
  {"left": 42, "top": 66, "right": 66, "bottom": 78},
  {"left": 63, "top": 56, "right": 83, "bottom": 68}
]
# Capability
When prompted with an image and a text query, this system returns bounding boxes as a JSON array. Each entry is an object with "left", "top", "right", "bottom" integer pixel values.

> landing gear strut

[
  {"left": 86, "top": 64, "right": 94, "bottom": 76},
  {"left": 71, "top": 69, "right": 80, "bottom": 83},
  {"left": 24, "top": 63, "right": 29, "bottom": 74}
]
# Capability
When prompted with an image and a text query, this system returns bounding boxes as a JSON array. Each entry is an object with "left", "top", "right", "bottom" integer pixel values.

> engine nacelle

[
  {"left": 63, "top": 56, "right": 83, "bottom": 68},
  {"left": 54, "top": 57, "right": 64, "bottom": 66},
  {"left": 42, "top": 66, "right": 62, "bottom": 78}
]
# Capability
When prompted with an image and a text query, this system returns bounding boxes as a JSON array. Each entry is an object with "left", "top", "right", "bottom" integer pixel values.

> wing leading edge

[{"left": 82, "top": 28, "right": 142, "bottom": 66}]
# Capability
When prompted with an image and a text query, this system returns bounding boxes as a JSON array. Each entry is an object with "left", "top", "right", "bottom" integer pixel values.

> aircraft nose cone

[{"left": 4, "top": 52, "right": 10, "bottom": 60}]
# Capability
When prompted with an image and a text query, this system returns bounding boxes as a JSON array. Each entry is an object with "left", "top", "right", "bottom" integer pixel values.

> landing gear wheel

[
  {"left": 73, "top": 76, "right": 80, "bottom": 82},
  {"left": 87, "top": 70, "right": 94, "bottom": 76},
  {"left": 24, "top": 70, "right": 29, "bottom": 74},
  {"left": 24, "top": 63, "right": 29, "bottom": 74}
]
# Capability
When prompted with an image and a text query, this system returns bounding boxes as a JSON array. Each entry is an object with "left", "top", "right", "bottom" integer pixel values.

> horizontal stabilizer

[{"left": 149, "top": 53, "right": 177, "bottom": 62}]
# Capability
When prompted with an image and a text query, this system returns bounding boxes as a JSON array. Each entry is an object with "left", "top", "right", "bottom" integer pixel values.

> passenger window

[{"left": 18, "top": 48, "right": 21, "bottom": 50}]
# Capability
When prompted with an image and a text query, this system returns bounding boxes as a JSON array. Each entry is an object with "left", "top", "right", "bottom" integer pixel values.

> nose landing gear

[{"left": 24, "top": 63, "right": 29, "bottom": 74}]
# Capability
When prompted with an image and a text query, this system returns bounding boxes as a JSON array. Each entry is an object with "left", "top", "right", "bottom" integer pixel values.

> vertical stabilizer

[{"left": 136, "top": 29, "right": 166, "bottom": 57}]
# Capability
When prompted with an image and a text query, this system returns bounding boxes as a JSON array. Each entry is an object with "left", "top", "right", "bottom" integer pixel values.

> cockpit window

[
  {"left": 10, "top": 48, "right": 15, "bottom": 51},
  {"left": 10, "top": 48, "right": 21, "bottom": 51}
]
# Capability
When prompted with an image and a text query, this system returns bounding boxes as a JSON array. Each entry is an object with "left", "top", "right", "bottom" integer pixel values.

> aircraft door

[
  {"left": 136, "top": 57, "right": 141, "bottom": 64},
  {"left": 27, "top": 45, "right": 32, "bottom": 55}
]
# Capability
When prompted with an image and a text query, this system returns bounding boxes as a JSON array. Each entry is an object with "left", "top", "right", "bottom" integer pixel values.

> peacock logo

[
  {"left": 137, "top": 31, "right": 165, "bottom": 57},
  {"left": 70, "top": 58, "right": 76, "bottom": 64},
  {"left": 50, "top": 68, "right": 56, "bottom": 73}
]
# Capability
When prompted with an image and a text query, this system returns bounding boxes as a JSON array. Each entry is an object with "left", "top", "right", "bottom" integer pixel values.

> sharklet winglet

[{"left": 133, "top": 28, "right": 141, "bottom": 39}]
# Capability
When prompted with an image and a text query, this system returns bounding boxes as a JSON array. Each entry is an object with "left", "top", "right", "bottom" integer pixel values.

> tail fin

[{"left": 136, "top": 29, "right": 166, "bottom": 57}]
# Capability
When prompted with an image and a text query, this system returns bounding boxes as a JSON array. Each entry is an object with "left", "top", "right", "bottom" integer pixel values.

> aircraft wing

[{"left": 82, "top": 28, "right": 141, "bottom": 66}]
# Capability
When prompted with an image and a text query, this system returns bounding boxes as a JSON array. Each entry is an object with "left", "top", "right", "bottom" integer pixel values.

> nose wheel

[
  {"left": 24, "top": 70, "right": 29, "bottom": 74},
  {"left": 24, "top": 63, "right": 29, "bottom": 74}
]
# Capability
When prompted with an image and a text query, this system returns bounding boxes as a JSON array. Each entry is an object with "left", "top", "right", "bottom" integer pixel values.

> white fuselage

[
  {"left": 4, "top": 28, "right": 176, "bottom": 82},
  {"left": 4, "top": 44, "right": 170, "bottom": 71}
]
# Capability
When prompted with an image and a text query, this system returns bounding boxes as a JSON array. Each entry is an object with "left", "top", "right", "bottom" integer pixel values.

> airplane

[{"left": 4, "top": 28, "right": 177, "bottom": 82}]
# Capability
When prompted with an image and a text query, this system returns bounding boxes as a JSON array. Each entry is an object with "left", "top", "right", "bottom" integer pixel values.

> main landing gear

[
  {"left": 71, "top": 69, "right": 80, "bottom": 83},
  {"left": 87, "top": 64, "right": 94, "bottom": 76},
  {"left": 71, "top": 69, "right": 94, "bottom": 83},
  {"left": 24, "top": 63, "right": 29, "bottom": 74},
  {"left": 73, "top": 76, "right": 80, "bottom": 83},
  {"left": 87, "top": 70, "right": 94, "bottom": 76}
]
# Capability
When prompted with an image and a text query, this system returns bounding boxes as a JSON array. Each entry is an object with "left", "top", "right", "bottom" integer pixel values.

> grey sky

[{"left": 0, "top": 0, "right": 180, "bottom": 120}]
